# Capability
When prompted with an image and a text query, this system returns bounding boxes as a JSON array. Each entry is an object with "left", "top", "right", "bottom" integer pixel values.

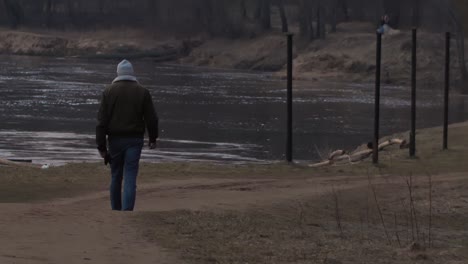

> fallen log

[
  {"left": 350, "top": 150, "right": 373, "bottom": 162},
  {"left": 367, "top": 139, "right": 409, "bottom": 150},
  {"left": 378, "top": 139, "right": 408, "bottom": 150},
  {"left": 329, "top": 150, "right": 346, "bottom": 160},
  {"left": 309, "top": 160, "right": 333, "bottom": 168},
  {"left": 309, "top": 138, "right": 408, "bottom": 168},
  {"left": 332, "top": 154, "right": 352, "bottom": 163}
]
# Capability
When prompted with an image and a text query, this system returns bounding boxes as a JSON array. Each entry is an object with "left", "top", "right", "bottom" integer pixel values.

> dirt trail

[
  {"left": 0, "top": 202, "right": 176, "bottom": 264},
  {"left": 1, "top": 173, "right": 466, "bottom": 264}
]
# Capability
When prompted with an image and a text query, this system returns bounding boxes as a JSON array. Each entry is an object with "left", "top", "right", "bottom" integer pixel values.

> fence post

[
  {"left": 410, "top": 28, "right": 417, "bottom": 157},
  {"left": 443, "top": 32, "right": 450, "bottom": 150},
  {"left": 286, "top": 33, "right": 294, "bottom": 162},
  {"left": 373, "top": 33, "right": 382, "bottom": 164}
]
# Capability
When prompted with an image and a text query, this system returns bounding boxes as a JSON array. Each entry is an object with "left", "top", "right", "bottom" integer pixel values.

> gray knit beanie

[{"left": 113, "top": 59, "right": 137, "bottom": 83}]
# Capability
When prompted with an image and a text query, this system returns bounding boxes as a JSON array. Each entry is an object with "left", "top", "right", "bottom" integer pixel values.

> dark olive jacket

[{"left": 96, "top": 81, "right": 158, "bottom": 151}]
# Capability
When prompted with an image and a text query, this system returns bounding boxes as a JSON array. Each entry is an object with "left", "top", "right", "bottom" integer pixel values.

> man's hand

[
  {"left": 99, "top": 150, "right": 107, "bottom": 159},
  {"left": 149, "top": 141, "right": 157, "bottom": 149},
  {"left": 99, "top": 150, "right": 111, "bottom": 165}
]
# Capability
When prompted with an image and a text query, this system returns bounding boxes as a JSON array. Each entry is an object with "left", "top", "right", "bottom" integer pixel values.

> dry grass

[
  {"left": 135, "top": 174, "right": 468, "bottom": 264},
  {"left": 0, "top": 163, "right": 109, "bottom": 202},
  {"left": 131, "top": 122, "right": 468, "bottom": 264}
]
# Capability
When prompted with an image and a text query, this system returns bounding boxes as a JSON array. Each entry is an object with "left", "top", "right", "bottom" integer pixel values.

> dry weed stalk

[
  {"left": 297, "top": 201, "right": 306, "bottom": 238},
  {"left": 331, "top": 186, "right": 344, "bottom": 238},
  {"left": 359, "top": 214, "right": 365, "bottom": 243},
  {"left": 362, "top": 169, "right": 435, "bottom": 249},
  {"left": 366, "top": 180, "right": 371, "bottom": 243},
  {"left": 367, "top": 171, "right": 392, "bottom": 245},
  {"left": 394, "top": 212, "right": 402, "bottom": 247},
  {"left": 314, "top": 144, "right": 325, "bottom": 161},
  {"left": 426, "top": 169, "right": 433, "bottom": 248},
  {"left": 406, "top": 173, "right": 421, "bottom": 243},
  {"left": 400, "top": 198, "right": 411, "bottom": 245}
]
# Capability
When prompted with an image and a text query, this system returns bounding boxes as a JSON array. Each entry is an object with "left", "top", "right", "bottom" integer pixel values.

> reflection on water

[{"left": 0, "top": 55, "right": 467, "bottom": 165}]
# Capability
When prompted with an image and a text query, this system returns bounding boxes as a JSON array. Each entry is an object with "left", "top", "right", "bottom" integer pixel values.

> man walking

[{"left": 96, "top": 59, "right": 158, "bottom": 211}]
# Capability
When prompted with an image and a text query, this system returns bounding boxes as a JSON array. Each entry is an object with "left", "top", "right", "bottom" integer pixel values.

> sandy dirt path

[
  {"left": 1, "top": 173, "right": 466, "bottom": 264},
  {"left": 0, "top": 177, "right": 327, "bottom": 264},
  {"left": 0, "top": 202, "right": 177, "bottom": 264}
]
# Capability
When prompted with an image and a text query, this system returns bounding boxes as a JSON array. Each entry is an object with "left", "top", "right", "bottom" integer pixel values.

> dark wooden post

[
  {"left": 286, "top": 33, "right": 294, "bottom": 162},
  {"left": 410, "top": 28, "right": 417, "bottom": 157},
  {"left": 373, "top": 33, "right": 382, "bottom": 164},
  {"left": 443, "top": 32, "right": 451, "bottom": 150}
]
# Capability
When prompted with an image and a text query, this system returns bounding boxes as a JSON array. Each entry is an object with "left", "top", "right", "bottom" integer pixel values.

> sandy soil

[
  {"left": 0, "top": 176, "right": 340, "bottom": 264},
  {"left": 1, "top": 171, "right": 467, "bottom": 264},
  {"left": 141, "top": 173, "right": 468, "bottom": 264}
]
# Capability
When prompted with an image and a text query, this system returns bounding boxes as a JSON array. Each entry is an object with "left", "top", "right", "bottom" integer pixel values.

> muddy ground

[{"left": 1, "top": 122, "right": 468, "bottom": 263}]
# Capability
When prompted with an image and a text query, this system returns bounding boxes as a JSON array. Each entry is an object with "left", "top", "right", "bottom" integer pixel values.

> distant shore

[{"left": 1, "top": 22, "right": 467, "bottom": 87}]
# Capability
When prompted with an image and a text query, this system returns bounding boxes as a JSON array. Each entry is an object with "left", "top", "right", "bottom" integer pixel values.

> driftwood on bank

[
  {"left": 309, "top": 139, "right": 408, "bottom": 168},
  {"left": 0, "top": 158, "right": 45, "bottom": 169}
]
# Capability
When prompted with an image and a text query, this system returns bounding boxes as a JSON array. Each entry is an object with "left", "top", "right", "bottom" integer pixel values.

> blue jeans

[{"left": 108, "top": 137, "right": 144, "bottom": 211}]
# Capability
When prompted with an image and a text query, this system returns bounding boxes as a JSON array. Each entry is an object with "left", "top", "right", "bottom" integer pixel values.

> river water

[{"left": 0, "top": 55, "right": 466, "bottom": 165}]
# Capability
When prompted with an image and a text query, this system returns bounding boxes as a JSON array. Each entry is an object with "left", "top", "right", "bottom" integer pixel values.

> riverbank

[
  {"left": 1, "top": 122, "right": 467, "bottom": 263},
  {"left": 1, "top": 22, "right": 465, "bottom": 86},
  {"left": 2, "top": 121, "right": 468, "bottom": 202},
  {"left": 0, "top": 27, "right": 193, "bottom": 60}
]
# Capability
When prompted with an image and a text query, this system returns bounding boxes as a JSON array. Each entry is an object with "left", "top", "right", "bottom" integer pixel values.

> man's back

[
  {"left": 104, "top": 81, "right": 149, "bottom": 137},
  {"left": 96, "top": 80, "right": 158, "bottom": 152},
  {"left": 96, "top": 59, "right": 158, "bottom": 211}
]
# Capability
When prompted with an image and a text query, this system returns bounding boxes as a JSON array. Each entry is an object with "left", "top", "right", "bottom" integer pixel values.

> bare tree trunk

[
  {"left": 240, "top": 0, "right": 247, "bottom": 19},
  {"left": 316, "top": 4, "right": 321, "bottom": 38},
  {"left": 45, "top": 0, "right": 53, "bottom": 28},
  {"left": 277, "top": 0, "right": 288, "bottom": 33},
  {"left": 3, "top": 0, "right": 23, "bottom": 29},
  {"left": 375, "top": 0, "right": 384, "bottom": 26},
  {"left": 383, "top": 0, "right": 401, "bottom": 28},
  {"left": 299, "top": 0, "right": 308, "bottom": 37},
  {"left": 254, "top": 0, "right": 262, "bottom": 20},
  {"left": 331, "top": 0, "right": 338, "bottom": 32},
  {"left": 146, "top": 0, "right": 159, "bottom": 32},
  {"left": 321, "top": 5, "right": 326, "bottom": 38},
  {"left": 67, "top": 0, "right": 76, "bottom": 28},
  {"left": 260, "top": 0, "right": 271, "bottom": 30},
  {"left": 299, "top": 0, "right": 314, "bottom": 40},
  {"left": 338, "top": 0, "right": 349, "bottom": 21},
  {"left": 354, "top": 0, "right": 365, "bottom": 21},
  {"left": 412, "top": 0, "right": 420, "bottom": 28},
  {"left": 98, "top": 0, "right": 105, "bottom": 15},
  {"left": 309, "top": 17, "right": 315, "bottom": 40},
  {"left": 316, "top": 1, "right": 325, "bottom": 39},
  {"left": 205, "top": 0, "right": 215, "bottom": 36}
]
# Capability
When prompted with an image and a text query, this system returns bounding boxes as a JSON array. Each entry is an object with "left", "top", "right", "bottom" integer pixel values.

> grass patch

[
  {"left": 0, "top": 163, "right": 109, "bottom": 202},
  {"left": 135, "top": 175, "right": 468, "bottom": 264}
]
